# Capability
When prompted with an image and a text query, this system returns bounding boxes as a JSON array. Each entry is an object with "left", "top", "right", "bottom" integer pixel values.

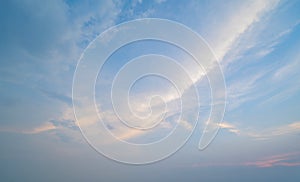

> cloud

[
  {"left": 66, "top": 0, "right": 121, "bottom": 46},
  {"left": 1, "top": 0, "right": 298, "bottom": 150},
  {"left": 191, "top": 152, "right": 300, "bottom": 168},
  {"left": 254, "top": 20, "right": 300, "bottom": 58},
  {"left": 40, "top": 89, "right": 72, "bottom": 106},
  {"left": 22, "top": 122, "right": 57, "bottom": 134},
  {"left": 244, "top": 152, "right": 300, "bottom": 168},
  {"left": 226, "top": 70, "right": 270, "bottom": 110},
  {"left": 0, "top": 122, "right": 56, "bottom": 134},
  {"left": 154, "top": 0, "right": 167, "bottom": 4},
  {"left": 0, "top": 106, "right": 84, "bottom": 146},
  {"left": 80, "top": 0, "right": 284, "bottom": 147},
  {"left": 207, "top": 2, "right": 299, "bottom": 110},
  {"left": 205, "top": 0, "right": 280, "bottom": 63},
  {"left": 260, "top": 46, "right": 300, "bottom": 105},
  {"left": 177, "top": 0, "right": 280, "bottom": 110},
  {"left": 219, "top": 121, "right": 300, "bottom": 140},
  {"left": 182, "top": 1, "right": 282, "bottom": 147},
  {"left": 273, "top": 59, "right": 299, "bottom": 81},
  {"left": 0, "top": 0, "right": 122, "bottom": 138},
  {"left": 217, "top": 122, "right": 241, "bottom": 134},
  {"left": 182, "top": 1, "right": 298, "bottom": 113},
  {"left": 22, "top": 0, "right": 282, "bottom": 145},
  {"left": 219, "top": 3, "right": 300, "bottom": 109},
  {"left": 180, "top": 120, "right": 193, "bottom": 131},
  {"left": 0, "top": 0, "right": 122, "bottom": 91}
]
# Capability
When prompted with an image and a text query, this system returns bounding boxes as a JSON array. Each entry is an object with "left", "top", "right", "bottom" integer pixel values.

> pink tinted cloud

[
  {"left": 244, "top": 152, "right": 300, "bottom": 168},
  {"left": 190, "top": 152, "right": 300, "bottom": 168}
]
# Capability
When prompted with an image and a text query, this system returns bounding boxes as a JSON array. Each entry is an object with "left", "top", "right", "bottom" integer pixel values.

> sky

[{"left": 1, "top": 0, "right": 300, "bottom": 181}]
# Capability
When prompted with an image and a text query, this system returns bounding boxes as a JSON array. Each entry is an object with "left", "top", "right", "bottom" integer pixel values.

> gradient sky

[{"left": 1, "top": 0, "right": 300, "bottom": 181}]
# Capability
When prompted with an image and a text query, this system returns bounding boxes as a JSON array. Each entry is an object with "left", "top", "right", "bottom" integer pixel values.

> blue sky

[{"left": 1, "top": 0, "right": 300, "bottom": 181}]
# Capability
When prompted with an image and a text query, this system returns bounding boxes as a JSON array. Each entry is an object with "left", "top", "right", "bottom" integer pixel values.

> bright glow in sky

[{"left": 0, "top": 0, "right": 300, "bottom": 181}]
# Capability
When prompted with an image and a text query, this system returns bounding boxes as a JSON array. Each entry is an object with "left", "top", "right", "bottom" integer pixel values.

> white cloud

[
  {"left": 98, "top": 0, "right": 284, "bottom": 145},
  {"left": 205, "top": 0, "right": 280, "bottom": 63},
  {"left": 220, "top": 121, "right": 300, "bottom": 140},
  {"left": 184, "top": 0, "right": 282, "bottom": 112},
  {"left": 273, "top": 53, "right": 300, "bottom": 81}
]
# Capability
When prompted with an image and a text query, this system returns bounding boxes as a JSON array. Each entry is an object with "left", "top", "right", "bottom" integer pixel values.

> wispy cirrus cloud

[
  {"left": 205, "top": 0, "right": 280, "bottom": 63},
  {"left": 0, "top": 122, "right": 56, "bottom": 134},
  {"left": 218, "top": 121, "right": 300, "bottom": 140}
]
